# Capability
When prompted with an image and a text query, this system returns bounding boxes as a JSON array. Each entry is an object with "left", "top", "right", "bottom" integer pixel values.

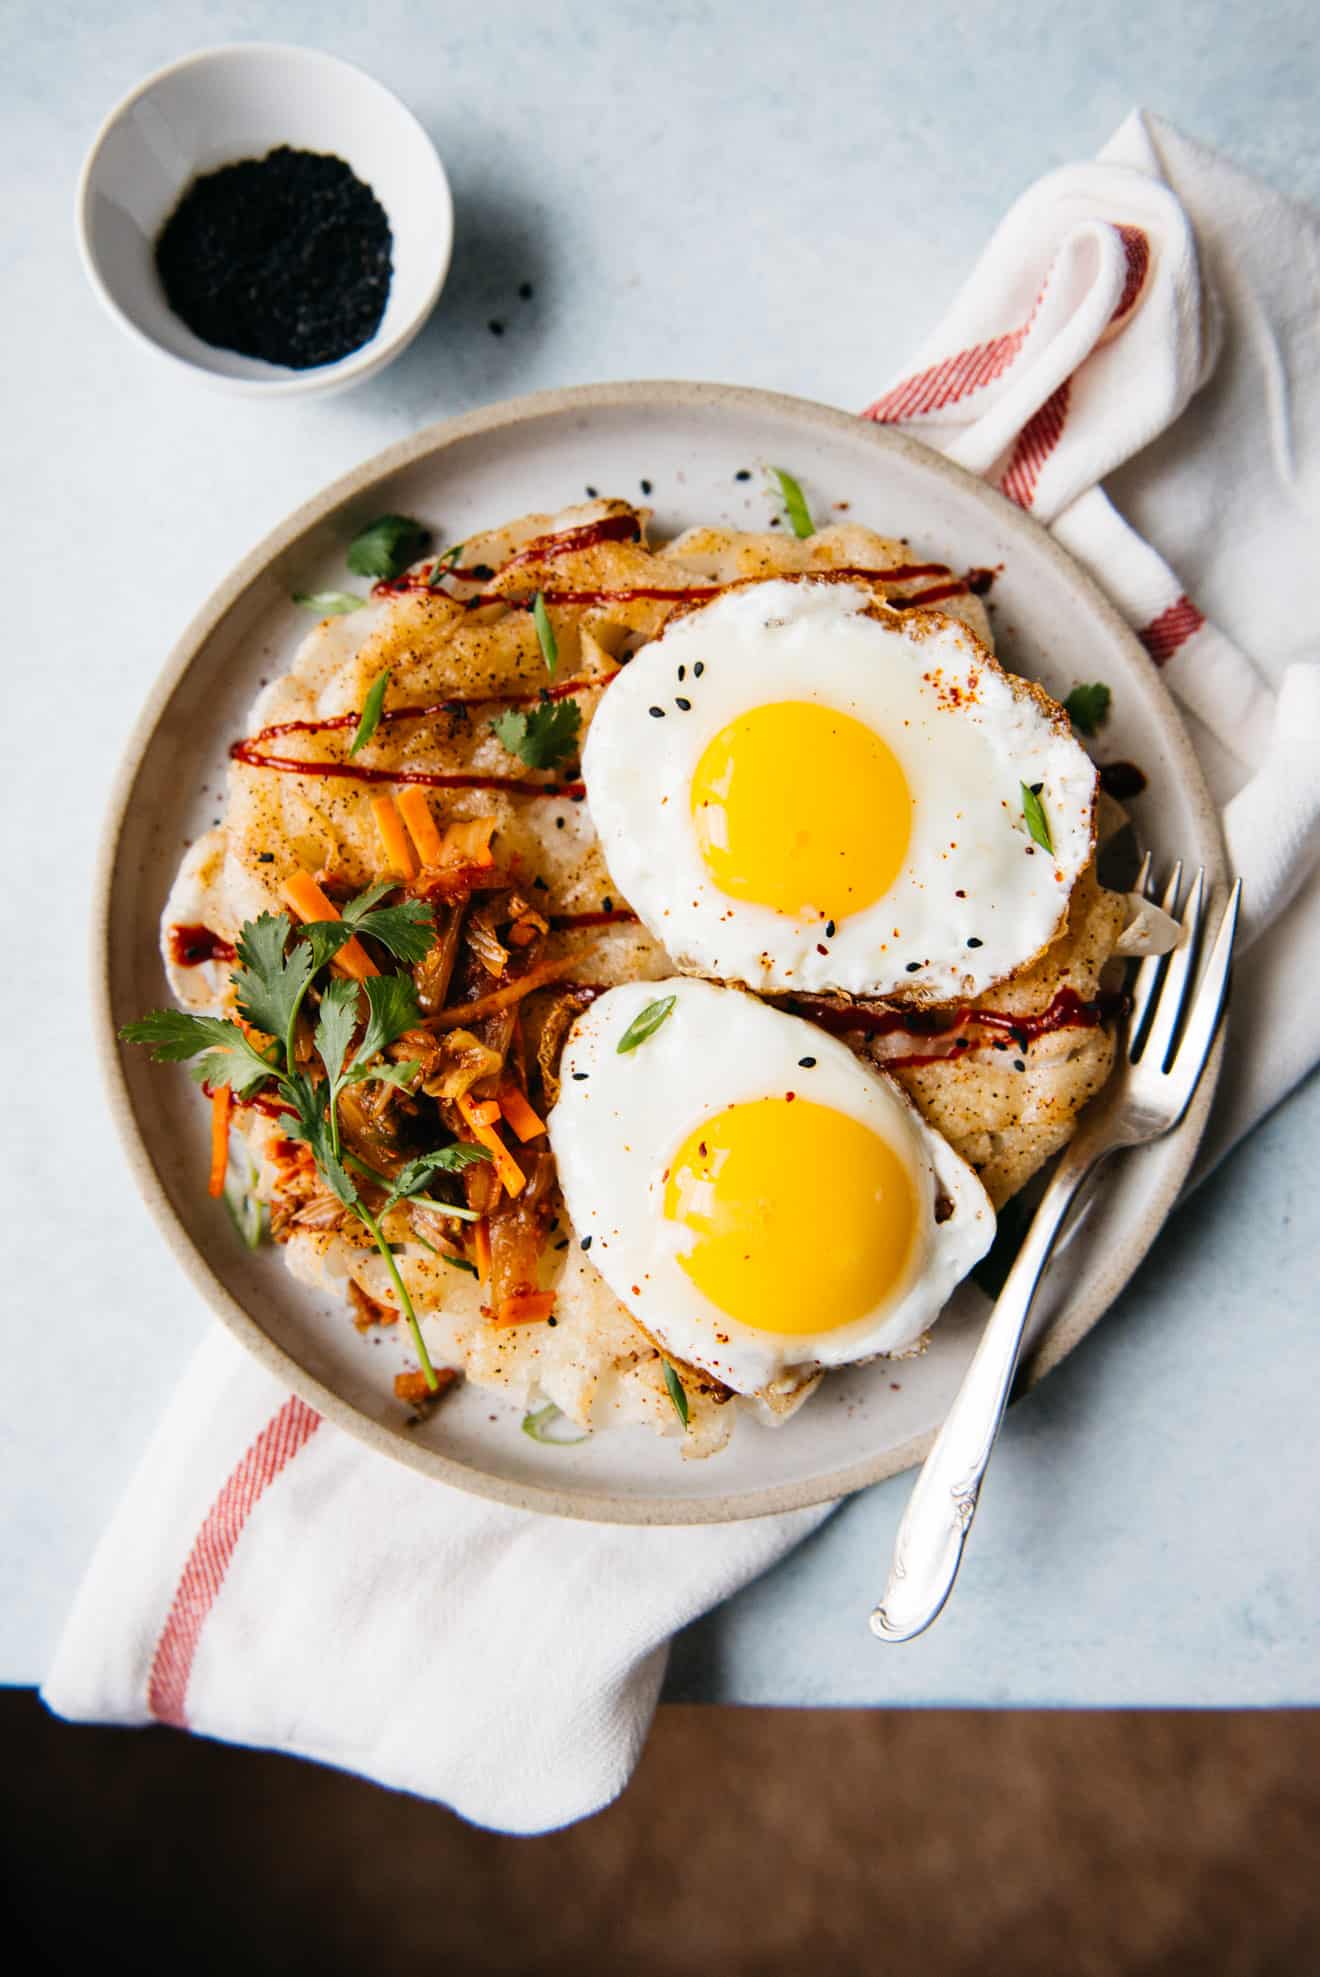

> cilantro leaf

[
  {"left": 119, "top": 1011, "right": 277, "bottom": 1099},
  {"left": 490, "top": 699, "right": 582, "bottom": 771},
  {"left": 531, "top": 591, "right": 558, "bottom": 676},
  {"left": 379, "top": 1143, "right": 493, "bottom": 1218},
  {"left": 293, "top": 591, "right": 366, "bottom": 615},
  {"left": 280, "top": 1071, "right": 357, "bottom": 1206},
  {"left": 232, "top": 913, "right": 313, "bottom": 1044},
  {"left": 769, "top": 466, "right": 815, "bottom": 539},
  {"left": 346, "top": 973, "right": 422, "bottom": 1079},
  {"left": 342, "top": 885, "right": 436, "bottom": 965},
  {"left": 1063, "top": 682, "right": 1112, "bottom": 737},
  {"left": 346, "top": 514, "right": 429, "bottom": 580},
  {"left": 340, "top": 881, "right": 396, "bottom": 919},
  {"left": 1021, "top": 782, "right": 1054, "bottom": 853},
  {"left": 314, "top": 978, "right": 360, "bottom": 1087},
  {"left": 349, "top": 669, "right": 390, "bottom": 757}
]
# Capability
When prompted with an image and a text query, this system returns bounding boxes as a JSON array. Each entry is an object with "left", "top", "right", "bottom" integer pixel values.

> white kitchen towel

[
  {"left": 44, "top": 112, "right": 1320, "bottom": 1832},
  {"left": 863, "top": 109, "right": 1320, "bottom": 1166}
]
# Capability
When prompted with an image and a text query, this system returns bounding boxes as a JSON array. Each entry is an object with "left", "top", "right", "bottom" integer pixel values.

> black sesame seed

[
  {"left": 798, "top": 1056, "right": 817, "bottom": 1068},
  {"left": 546, "top": 1316, "right": 558, "bottom": 1327},
  {"left": 770, "top": 515, "right": 781, "bottom": 526},
  {"left": 488, "top": 319, "right": 504, "bottom": 336},
  {"left": 1014, "top": 1058, "right": 1026, "bottom": 1072},
  {"left": 735, "top": 469, "right": 752, "bottom": 481},
  {"left": 580, "top": 1235, "right": 593, "bottom": 1251},
  {"left": 694, "top": 661, "right": 705, "bottom": 677},
  {"left": 675, "top": 697, "right": 692, "bottom": 711},
  {"left": 572, "top": 1071, "right": 589, "bottom": 1081},
  {"left": 556, "top": 816, "right": 565, "bottom": 829},
  {"left": 519, "top": 281, "right": 534, "bottom": 300},
  {"left": 649, "top": 706, "right": 665, "bottom": 718},
  {"left": 585, "top": 485, "right": 598, "bottom": 498},
  {"left": 640, "top": 478, "right": 653, "bottom": 494},
  {"left": 533, "top": 875, "right": 548, "bottom": 890},
  {"left": 993, "top": 1039, "right": 1008, "bottom": 1051},
  {"left": 257, "top": 852, "right": 274, "bottom": 863},
  {"left": 472, "top": 563, "right": 495, "bottom": 580},
  {"left": 1030, "top": 781, "right": 1043, "bottom": 795},
  {"left": 677, "top": 664, "right": 686, "bottom": 682},
  {"left": 824, "top": 919, "right": 836, "bottom": 939},
  {"left": 554, "top": 1238, "right": 569, "bottom": 1250},
  {"left": 905, "top": 961, "right": 921, "bottom": 974},
  {"left": 602, "top": 897, "right": 613, "bottom": 912},
  {"left": 967, "top": 936, "right": 983, "bottom": 948}
]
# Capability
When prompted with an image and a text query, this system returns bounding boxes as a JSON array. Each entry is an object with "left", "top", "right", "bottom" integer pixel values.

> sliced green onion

[
  {"left": 1021, "top": 782, "right": 1054, "bottom": 853},
  {"left": 522, "top": 1402, "right": 590, "bottom": 1446},
  {"left": 429, "top": 542, "right": 464, "bottom": 588},
  {"left": 769, "top": 466, "right": 814, "bottom": 539},
  {"left": 349, "top": 669, "right": 390, "bottom": 757},
  {"left": 616, "top": 994, "right": 677, "bottom": 1055},
  {"left": 532, "top": 590, "right": 558, "bottom": 675},
  {"left": 292, "top": 591, "right": 366, "bottom": 615},
  {"left": 223, "top": 1157, "right": 264, "bottom": 1251},
  {"left": 661, "top": 1359, "right": 689, "bottom": 1429}
]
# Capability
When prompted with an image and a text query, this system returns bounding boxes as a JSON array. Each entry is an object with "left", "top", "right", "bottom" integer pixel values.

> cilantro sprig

[
  {"left": 491, "top": 699, "right": 582, "bottom": 770},
  {"left": 121, "top": 888, "right": 490, "bottom": 1393},
  {"left": 1063, "top": 682, "right": 1112, "bottom": 737},
  {"left": 347, "top": 514, "right": 429, "bottom": 581}
]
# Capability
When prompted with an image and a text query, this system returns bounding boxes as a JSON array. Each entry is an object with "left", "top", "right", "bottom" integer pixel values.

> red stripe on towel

[
  {"left": 999, "top": 378, "right": 1072, "bottom": 509},
  {"left": 1111, "top": 225, "right": 1150, "bottom": 324},
  {"left": 862, "top": 327, "right": 1028, "bottom": 422},
  {"left": 146, "top": 1395, "right": 322, "bottom": 1729},
  {"left": 1138, "top": 594, "right": 1205, "bottom": 665}
]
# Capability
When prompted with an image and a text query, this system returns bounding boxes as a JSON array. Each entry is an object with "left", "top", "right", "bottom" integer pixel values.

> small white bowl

[{"left": 76, "top": 44, "right": 454, "bottom": 398}]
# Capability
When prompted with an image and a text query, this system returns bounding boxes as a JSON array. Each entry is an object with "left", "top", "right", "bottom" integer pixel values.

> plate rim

[{"left": 93, "top": 378, "right": 1228, "bottom": 1524}]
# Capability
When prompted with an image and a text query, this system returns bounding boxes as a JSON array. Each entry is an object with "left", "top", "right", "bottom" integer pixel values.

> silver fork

[{"left": 870, "top": 862, "right": 1242, "bottom": 1643}]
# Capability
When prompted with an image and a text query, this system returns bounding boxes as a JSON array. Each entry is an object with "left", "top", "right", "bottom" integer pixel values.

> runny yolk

[
  {"left": 662, "top": 1097, "right": 920, "bottom": 1335},
  {"left": 689, "top": 699, "right": 911, "bottom": 921}
]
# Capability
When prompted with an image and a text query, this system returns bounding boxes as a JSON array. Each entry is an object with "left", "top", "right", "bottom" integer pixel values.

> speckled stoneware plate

[{"left": 97, "top": 381, "right": 1227, "bottom": 1524}]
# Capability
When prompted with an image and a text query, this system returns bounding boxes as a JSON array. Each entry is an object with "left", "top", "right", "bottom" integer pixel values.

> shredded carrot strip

[
  {"left": 397, "top": 787, "right": 446, "bottom": 866},
  {"left": 491, "top": 1291, "right": 556, "bottom": 1328},
  {"left": 456, "top": 1092, "right": 526, "bottom": 1197},
  {"left": 464, "top": 1097, "right": 502, "bottom": 1128},
  {"left": 208, "top": 1085, "right": 232, "bottom": 1198},
  {"left": 498, "top": 1084, "right": 546, "bottom": 1142},
  {"left": 473, "top": 1217, "right": 492, "bottom": 1282},
  {"left": 370, "top": 792, "right": 418, "bottom": 880},
  {"left": 431, "top": 958, "right": 569, "bottom": 1030},
  {"left": 439, "top": 816, "right": 497, "bottom": 867},
  {"left": 281, "top": 873, "right": 378, "bottom": 980}
]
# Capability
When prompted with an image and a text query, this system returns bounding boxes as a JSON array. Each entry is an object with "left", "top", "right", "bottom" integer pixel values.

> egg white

[
  {"left": 547, "top": 977, "right": 995, "bottom": 1395},
  {"left": 583, "top": 578, "right": 1097, "bottom": 1001}
]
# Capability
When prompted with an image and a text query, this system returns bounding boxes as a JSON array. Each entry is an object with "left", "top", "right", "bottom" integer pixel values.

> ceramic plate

[{"left": 96, "top": 381, "right": 1227, "bottom": 1523}]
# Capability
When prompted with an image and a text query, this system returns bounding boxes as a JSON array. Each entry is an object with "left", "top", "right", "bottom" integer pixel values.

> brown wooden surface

[{"left": 4, "top": 1692, "right": 1317, "bottom": 1974}]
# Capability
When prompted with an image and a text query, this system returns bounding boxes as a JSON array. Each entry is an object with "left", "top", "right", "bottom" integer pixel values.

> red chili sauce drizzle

[
  {"left": 168, "top": 924, "right": 237, "bottom": 968},
  {"left": 244, "top": 535, "right": 978, "bottom": 793},
  {"left": 788, "top": 985, "right": 1127, "bottom": 1070}
]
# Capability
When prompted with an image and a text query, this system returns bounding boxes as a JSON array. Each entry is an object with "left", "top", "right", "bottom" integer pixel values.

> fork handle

[{"left": 870, "top": 1139, "right": 1104, "bottom": 1642}]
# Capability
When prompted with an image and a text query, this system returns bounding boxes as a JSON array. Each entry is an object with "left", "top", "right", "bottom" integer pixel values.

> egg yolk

[
  {"left": 689, "top": 700, "right": 912, "bottom": 921},
  {"left": 662, "top": 1097, "right": 920, "bottom": 1335}
]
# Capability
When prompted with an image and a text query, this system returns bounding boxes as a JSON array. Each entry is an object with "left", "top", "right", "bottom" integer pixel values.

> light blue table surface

[{"left": 3, "top": 0, "right": 1317, "bottom": 1703}]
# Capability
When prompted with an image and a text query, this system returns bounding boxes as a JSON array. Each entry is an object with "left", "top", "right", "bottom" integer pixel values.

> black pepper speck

[
  {"left": 488, "top": 319, "right": 504, "bottom": 336},
  {"left": 519, "top": 281, "right": 534, "bottom": 300}
]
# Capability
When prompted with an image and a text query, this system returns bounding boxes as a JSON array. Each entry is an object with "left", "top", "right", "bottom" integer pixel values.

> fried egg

[
  {"left": 547, "top": 977, "right": 994, "bottom": 1394},
  {"left": 583, "top": 577, "right": 1098, "bottom": 1000}
]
